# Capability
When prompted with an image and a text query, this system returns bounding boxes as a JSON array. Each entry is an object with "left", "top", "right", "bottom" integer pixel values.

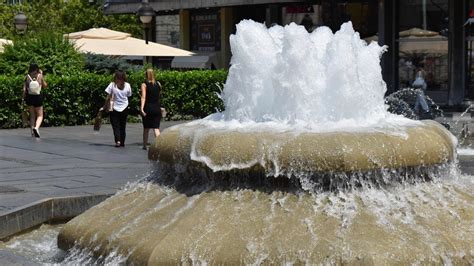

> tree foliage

[
  {"left": 0, "top": 0, "right": 142, "bottom": 75},
  {"left": 0, "top": 31, "right": 83, "bottom": 75},
  {"left": 0, "top": 0, "right": 141, "bottom": 39},
  {"left": 83, "top": 53, "right": 140, "bottom": 74}
]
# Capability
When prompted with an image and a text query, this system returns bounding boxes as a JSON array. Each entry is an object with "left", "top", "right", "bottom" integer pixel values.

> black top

[{"left": 144, "top": 81, "right": 161, "bottom": 115}]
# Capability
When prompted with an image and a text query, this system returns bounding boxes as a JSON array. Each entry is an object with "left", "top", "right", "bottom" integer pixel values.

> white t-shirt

[{"left": 105, "top": 82, "right": 132, "bottom": 112}]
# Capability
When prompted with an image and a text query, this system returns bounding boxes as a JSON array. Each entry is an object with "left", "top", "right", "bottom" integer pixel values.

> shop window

[
  {"left": 281, "top": 1, "right": 377, "bottom": 37},
  {"left": 466, "top": 4, "right": 474, "bottom": 99},
  {"left": 398, "top": 0, "right": 449, "bottom": 92}
]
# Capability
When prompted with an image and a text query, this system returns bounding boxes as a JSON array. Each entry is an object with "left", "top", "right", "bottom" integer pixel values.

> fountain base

[
  {"left": 149, "top": 120, "right": 455, "bottom": 177},
  {"left": 58, "top": 179, "right": 472, "bottom": 264},
  {"left": 56, "top": 120, "right": 468, "bottom": 264}
]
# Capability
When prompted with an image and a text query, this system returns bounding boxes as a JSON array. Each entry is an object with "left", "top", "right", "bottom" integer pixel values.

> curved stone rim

[{"left": 149, "top": 120, "right": 456, "bottom": 174}]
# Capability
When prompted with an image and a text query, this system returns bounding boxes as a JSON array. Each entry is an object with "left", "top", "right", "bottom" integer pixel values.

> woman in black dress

[{"left": 140, "top": 68, "right": 162, "bottom": 150}]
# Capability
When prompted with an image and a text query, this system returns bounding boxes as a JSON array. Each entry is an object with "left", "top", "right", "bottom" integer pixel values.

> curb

[{"left": 0, "top": 194, "right": 112, "bottom": 240}]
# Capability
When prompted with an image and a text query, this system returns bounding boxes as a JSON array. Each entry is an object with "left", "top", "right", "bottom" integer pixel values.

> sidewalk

[{"left": 0, "top": 122, "right": 183, "bottom": 216}]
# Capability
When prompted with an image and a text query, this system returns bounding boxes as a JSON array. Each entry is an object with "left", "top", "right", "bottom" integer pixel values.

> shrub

[
  {"left": 83, "top": 53, "right": 141, "bottom": 74},
  {"left": 0, "top": 70, "right": 227, "bottom": 129},
  {"left": 155, "top": 70, "right": 226, "bottom": 118},
  {"left": 0, "top": 32, "right": 84, "bottom": 76}
]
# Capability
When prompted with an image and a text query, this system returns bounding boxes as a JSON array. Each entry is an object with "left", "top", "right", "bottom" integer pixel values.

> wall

[{"left": 155, "top": 14, "right": 181, "bottom": 48}]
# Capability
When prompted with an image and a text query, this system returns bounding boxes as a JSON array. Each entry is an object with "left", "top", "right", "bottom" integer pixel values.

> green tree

[
  {"left": 0, "top": 3, "right": 22, "bottom": 39},
  {"left": 0, "top": 31, "right": 83, "bottom": 75},
  {"left": 0, "top": 0, "right": 141, "bottom": 39}
]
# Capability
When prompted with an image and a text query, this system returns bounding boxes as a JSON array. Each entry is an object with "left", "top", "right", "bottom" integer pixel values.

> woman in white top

[{"left": 105, "top": 70, "right": 132, "bottom": 147}]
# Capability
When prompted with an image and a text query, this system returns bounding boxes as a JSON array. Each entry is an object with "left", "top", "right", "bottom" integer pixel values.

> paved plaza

[{"left": 0, "top": 121, "right": 183, "bottom": 215}]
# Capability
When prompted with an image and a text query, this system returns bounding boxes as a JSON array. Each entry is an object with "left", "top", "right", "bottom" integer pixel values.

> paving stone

[
  {"left": 0, "top": 161, "right": 27, "bottom": 169},
  {"left": 0, "top": 186, "right": 24, "bottom": 193},
  {"left": 0, "top": 193, "right": 47, "bottom": 209},
  {"left": 0, "top": 250, "right": 38, "bottom": 266},
  {"left": 0, "top": 146, "right": 65, "bottom": 161}
]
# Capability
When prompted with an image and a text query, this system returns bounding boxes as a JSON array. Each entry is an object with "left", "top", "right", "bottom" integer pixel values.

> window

[{"left": 398, "top": 0, "right": 449, "bottom": 92}]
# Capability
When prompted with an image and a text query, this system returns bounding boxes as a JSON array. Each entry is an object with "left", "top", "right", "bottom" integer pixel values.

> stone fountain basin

[
  {"left": 149, "top": 120, "right": 456, "bottom": 174},
  {"left": 57, "top": 178, "right": 472, "bottom": 265},
  {"left": 57, "top": 120, "right": 465, "bottom": 264}
]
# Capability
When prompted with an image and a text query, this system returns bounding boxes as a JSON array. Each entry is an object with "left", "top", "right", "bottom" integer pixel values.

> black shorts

[{"left": 25, "top": 94, "right": 43, "bottom": 107}]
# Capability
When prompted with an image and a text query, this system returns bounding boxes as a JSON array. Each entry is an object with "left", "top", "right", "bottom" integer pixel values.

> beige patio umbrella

[
  {"left": 364, "top": 28, "right": 448, "bottom": 55},
  {"left": 0, "top": 38, "right": 13, "bottom": 53},
  {"left": 65, "top": 28, "right": 194, "bottom": 57},
  {"left": 399, "top": 35, "right": 447, "bottom": 55},
  {"left": 399, "top": 27, "right": 438, "bottom": 37}
]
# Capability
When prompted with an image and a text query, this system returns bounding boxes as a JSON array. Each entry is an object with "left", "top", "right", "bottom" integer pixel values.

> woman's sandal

[{"left": 115, "top": 141, "right": 121, "bottom": 147}]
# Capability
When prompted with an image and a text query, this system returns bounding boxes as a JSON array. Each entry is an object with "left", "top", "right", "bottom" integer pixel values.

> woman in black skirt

[
  {"left": 23, "top": 63, "right": 47, "bottom": 138},
  {"left": 140, "top": 68, "right": 162, "bottom": 150}
]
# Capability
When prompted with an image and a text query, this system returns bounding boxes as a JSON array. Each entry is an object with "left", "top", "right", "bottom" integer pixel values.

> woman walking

[
  {"left": 23, "top": 63, "right": 47, "bottom": 138},
  {"left": 105, "top": 70, "right": 132, "bottom": 147},
  {"left": 140, "top": 68, "right": 162, "bottom": 150}
]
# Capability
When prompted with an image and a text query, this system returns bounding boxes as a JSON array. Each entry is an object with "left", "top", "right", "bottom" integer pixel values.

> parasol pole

[{"left": 422, "top": 0, "right": 427, "bottom": 30}]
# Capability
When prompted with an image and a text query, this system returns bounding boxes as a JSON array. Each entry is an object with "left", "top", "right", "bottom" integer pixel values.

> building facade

[{"left": 104, "top": 0, "right": 471, "bottom": 107}]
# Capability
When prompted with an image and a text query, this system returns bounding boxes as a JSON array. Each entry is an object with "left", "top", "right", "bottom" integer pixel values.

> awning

[{"left": 171, "top": 55, "right": 217, "bottom": 69}]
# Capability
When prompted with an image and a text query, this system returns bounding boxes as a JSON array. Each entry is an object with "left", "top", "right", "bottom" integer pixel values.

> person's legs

[
  {"left": 414, "top": 89, "right": 429, "bottom": 115},
  {"left": 417, "top": 90, "right": 430, "bottom": 113},
  {"left": 153, "top": 128, "right": 160, "bottom": 137},
  {"left": 30, "top": 106, "right": 43, "bottom": 138},
  {"left": 119, "top": 109, "right": 128, "bottom": 146},
  {"left": 28, "top": 106, "right": 36, "bottom": 134},
  {"left": 109, "top": 111, "right": 121, "bottom": 145},
  {"left": 143, "top": 128, "right": 150, "bottom": 149},
  {"left": 34, "top": 106, "right": 43, "bottom": 129}
]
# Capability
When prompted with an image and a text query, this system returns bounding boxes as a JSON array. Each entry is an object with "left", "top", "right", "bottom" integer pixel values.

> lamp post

[
  {"left": 137, "top": 0, "right": 155, "bottom": 44},
  {"left": 13, "top": 11, "right": 28, "bottom": 33}
]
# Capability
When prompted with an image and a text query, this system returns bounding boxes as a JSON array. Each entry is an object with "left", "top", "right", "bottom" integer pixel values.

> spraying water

[{"left": 207, "top": 20, "right": 411, "bottom": 131}]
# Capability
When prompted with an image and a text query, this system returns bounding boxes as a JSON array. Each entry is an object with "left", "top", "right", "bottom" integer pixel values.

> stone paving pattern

[{"left": 0, "top": 122, "right": 183, "bottom": 215}]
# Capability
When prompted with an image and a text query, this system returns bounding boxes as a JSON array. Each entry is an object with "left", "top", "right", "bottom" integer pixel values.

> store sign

[{"left": 191, "top": 11, "right": 221, "bottom": 52}]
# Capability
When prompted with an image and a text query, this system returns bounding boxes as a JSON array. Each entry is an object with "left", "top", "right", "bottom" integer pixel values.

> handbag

[
  {"left": 93, "top": 110, "right": 103, "bottom": 131},
  {"left": 103, "top": 93, "right": 114, "bottom": 113},
  {"left": 21, "top": 100, "right": 29, "bottom": 127}
]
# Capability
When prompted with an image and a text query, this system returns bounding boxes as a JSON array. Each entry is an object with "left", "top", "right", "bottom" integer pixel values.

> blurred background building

[{"left": 71, "top": 1, "right": 474, "bottom": 107}]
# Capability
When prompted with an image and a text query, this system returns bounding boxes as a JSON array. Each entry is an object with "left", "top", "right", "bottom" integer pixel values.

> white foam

[
  {"left": 457, "top": 148, "right": 474, "bottom": 156},
  {"left": 205, "top": 20, "right": 413, "bottom": 130}
]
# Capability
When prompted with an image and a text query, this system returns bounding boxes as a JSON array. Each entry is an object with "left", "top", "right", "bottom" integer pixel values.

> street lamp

[
  {"left": 137, "top": 0, "right": 155, "bottom": 44},
  {"left": 13, "top": 11, "right": 28, "bottom": 33}
]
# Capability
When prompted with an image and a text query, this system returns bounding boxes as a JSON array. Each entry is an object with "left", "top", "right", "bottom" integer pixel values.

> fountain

[{"left": 57, "top": 21, "right": 472, "bottom": 264}]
